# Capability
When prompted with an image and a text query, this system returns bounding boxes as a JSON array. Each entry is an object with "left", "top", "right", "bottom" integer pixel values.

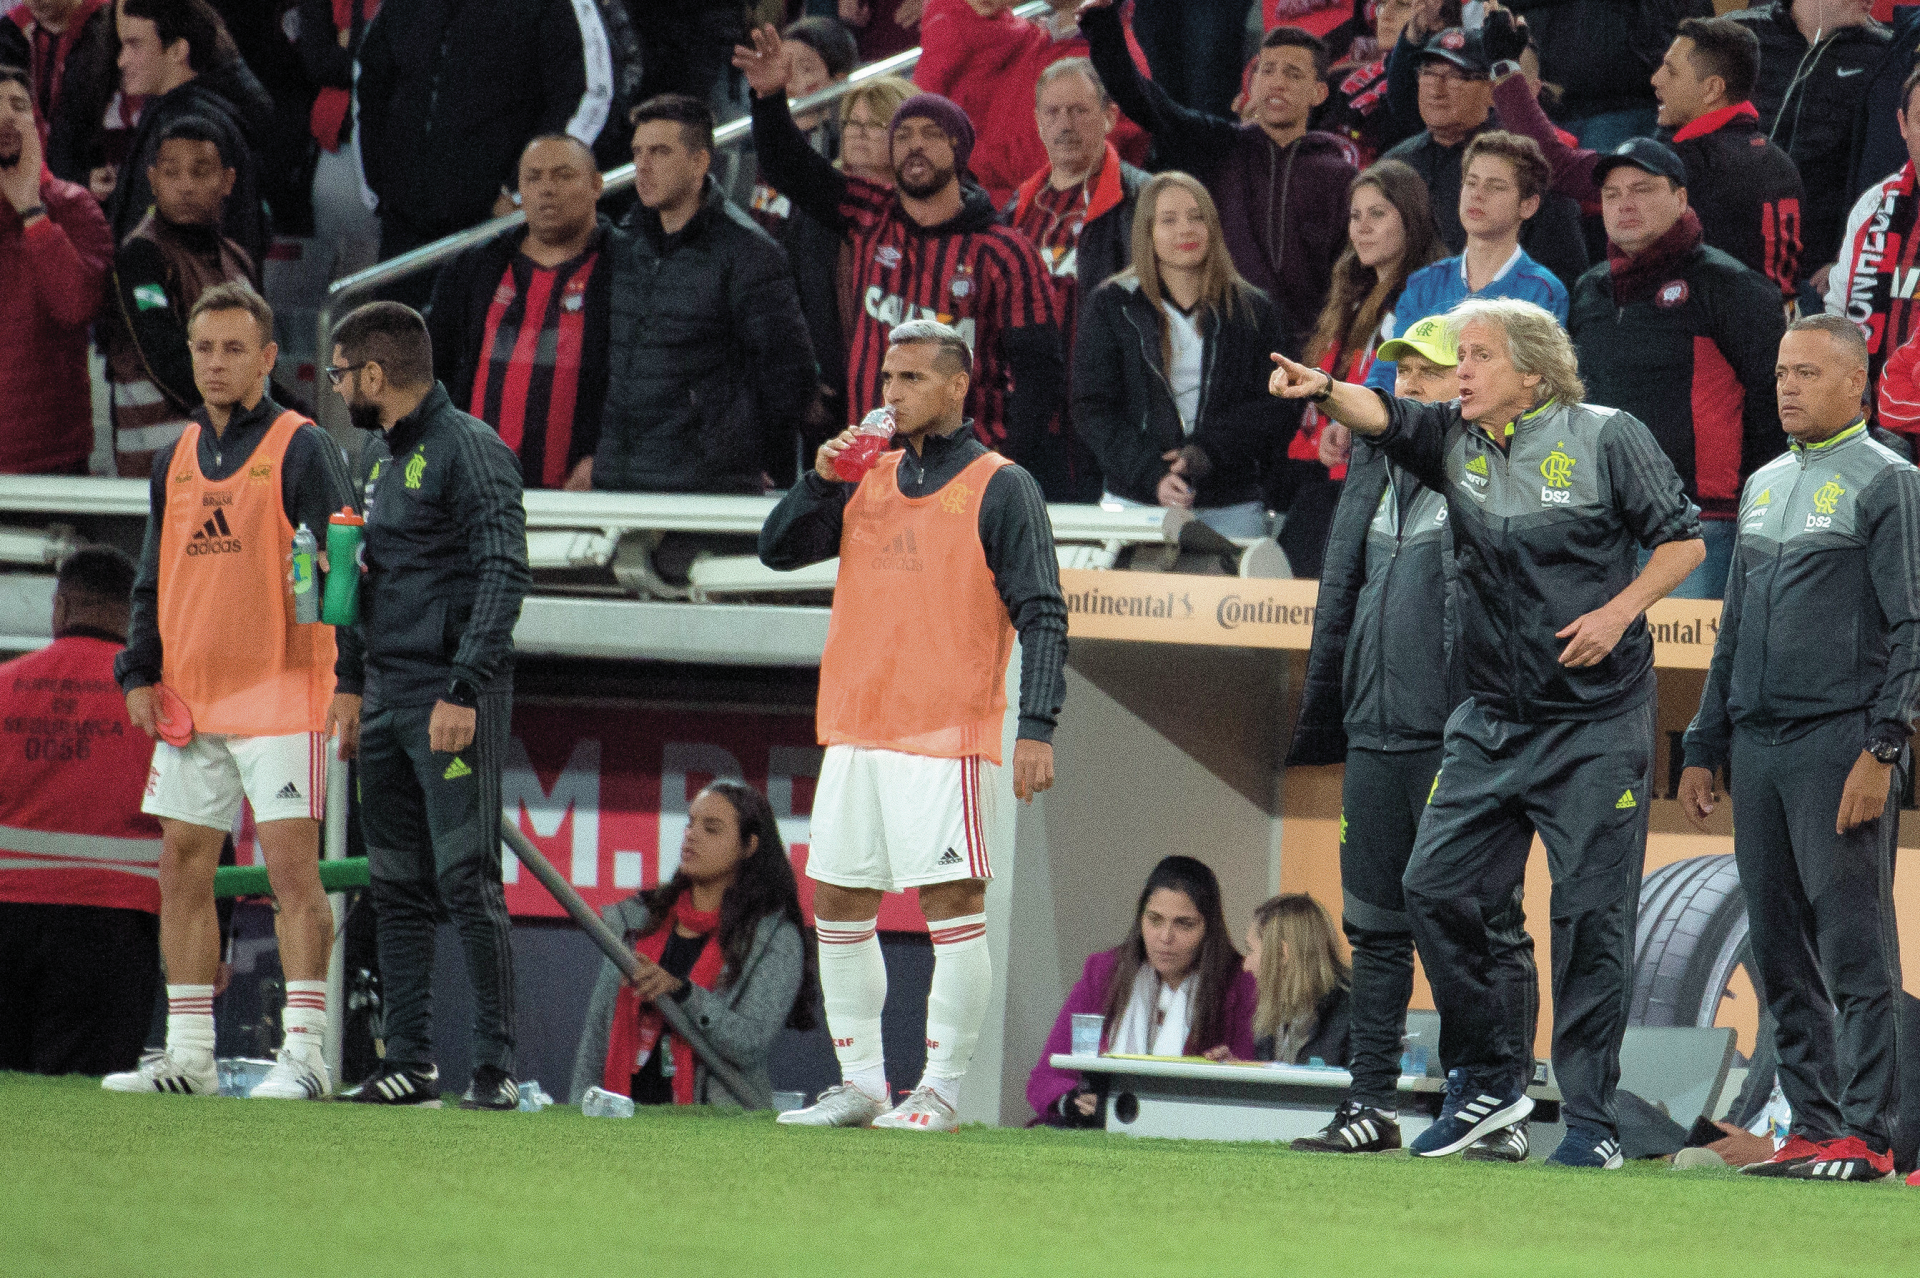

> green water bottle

[{"left": 322, "top": 508, "right": 365, "bottom": 625}]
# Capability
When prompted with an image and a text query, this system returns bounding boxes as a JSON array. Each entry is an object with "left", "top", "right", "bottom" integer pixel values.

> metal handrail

[{"left": 315, "top": 2, "right": 1052, "bottom": 364}]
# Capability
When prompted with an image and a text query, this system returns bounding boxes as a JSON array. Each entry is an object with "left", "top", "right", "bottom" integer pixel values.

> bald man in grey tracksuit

[{"left": 1682, "top": 318, "right": 1920, "bottom": 1183}]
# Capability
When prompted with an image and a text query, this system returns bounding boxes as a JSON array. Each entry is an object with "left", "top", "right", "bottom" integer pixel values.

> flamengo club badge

[
  {"left": 951, "top": 262, "right": 973, "bottom": 298},
  {"left": 876, "top": 245, "right": 902, "bottom": 269},
  {"left": 1656, "top": 280, "right": 1689, "bottom": 308}
]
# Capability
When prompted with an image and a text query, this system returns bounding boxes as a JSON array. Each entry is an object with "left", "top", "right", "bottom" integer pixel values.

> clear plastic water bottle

[
  {"left": 833, "top": 407, "right": 896, "bottom": 482},
  {"left": 580, "top": 1085, "right": 636, "bottom": 1118},
  {"left": 290, "top": 524, "right": 319, "bottom": 623},
  {"left": 516, "top": 1080, "right": 552, "bottom": 1113}
]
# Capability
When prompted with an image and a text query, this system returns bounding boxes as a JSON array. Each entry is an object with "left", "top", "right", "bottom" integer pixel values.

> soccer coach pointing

[
  {"left": 1681, "top": 316, "right": 1920, "bottom": 1183},
  {"left": 1272, "top": 299, "right": 1704, "bottom": 1169}
]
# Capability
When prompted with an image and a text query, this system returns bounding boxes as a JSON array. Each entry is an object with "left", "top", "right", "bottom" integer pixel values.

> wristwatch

[
  {"left": 444, "top": 677, "right": 479, "bottom": 708},
  {"left": 1309, "top": 371, "right": 1335, "bottom": 403},
  {"left": 1490, "top": 59, "right": 1523, "bottom": 82},
  {"left": 1867, "top": 737, "right": 1904, "bottom": 766}
]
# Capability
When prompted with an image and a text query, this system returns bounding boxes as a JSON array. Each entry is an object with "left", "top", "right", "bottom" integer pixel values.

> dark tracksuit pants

[
  {"left": 1403, "top": 698, "right": 1654, "bottom": 1136},
  {"left": 360, "top": 691, "right": 515, "bottom": 1074},
  {"left": 1343, "top": 746, "right": 1540, "bottom": 1112},
  {"left": 1731, "top": 713, "right": 1902, "bottom": 1149}
]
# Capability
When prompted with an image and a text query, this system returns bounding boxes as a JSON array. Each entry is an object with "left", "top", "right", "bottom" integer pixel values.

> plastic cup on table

[{"left": 1070, "top": 1013, "right": 1104, "bottom": 1058}]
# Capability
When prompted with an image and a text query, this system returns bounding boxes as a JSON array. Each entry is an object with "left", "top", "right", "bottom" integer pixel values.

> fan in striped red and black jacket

[
  {"left": 1828, "top": 160, "right": 1920, "bottom": 420},
  {"left": 745, "top": 61, "right": 1069, "bottom": 495},
  {"left": 426, "top": 217, "right": 616, "bottom": 490}
]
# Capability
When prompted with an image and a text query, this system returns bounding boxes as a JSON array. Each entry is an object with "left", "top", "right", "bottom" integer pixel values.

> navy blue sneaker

[
  {"left": 1409, "top": 1068, "right": 1534, "bottom": 1158},
  {"left": 1546, "top": 1126, "right": 1624, "bottom": 1169}
]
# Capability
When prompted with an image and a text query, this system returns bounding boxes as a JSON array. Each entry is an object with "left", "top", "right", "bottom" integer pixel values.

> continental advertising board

[{"left": 1060, "top": 569, "right": 1724, "bottom": 668}]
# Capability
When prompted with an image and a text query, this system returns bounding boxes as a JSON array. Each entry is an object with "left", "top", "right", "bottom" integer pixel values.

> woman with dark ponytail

[{"left": 569, "top": 781, "right": 818, "bottom": 1108}]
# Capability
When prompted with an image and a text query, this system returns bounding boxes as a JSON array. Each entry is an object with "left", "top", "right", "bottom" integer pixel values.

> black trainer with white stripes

[
  {"left": 1462, "top": 1122, "right": 1530, "bottom": 1163},
  {"left": 459, "top": 1064, "right": 520, "bottom": 1111},
  {"left": 1408, "top": 1068, "right": 1534, "bottom": 1158},
  {"left": 341, "top": 1063, "right": 443, "bottom": 1107},
  {"left": 1546, "top": 1125, "right": 1624, "bottom": 1169},
  {"left": 1291, "top": 1102, "right": 1403, "bottom": 1153}
]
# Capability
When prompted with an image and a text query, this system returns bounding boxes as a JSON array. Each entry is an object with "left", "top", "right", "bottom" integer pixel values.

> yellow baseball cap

[{"left": 1376, "top": 315, "right": 1458, "bottom": 366}]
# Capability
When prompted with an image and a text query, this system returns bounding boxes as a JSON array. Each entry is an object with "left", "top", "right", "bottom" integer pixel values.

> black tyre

[{"left": 1630, "top": 854, "right": 1753, "bottom": 1028}]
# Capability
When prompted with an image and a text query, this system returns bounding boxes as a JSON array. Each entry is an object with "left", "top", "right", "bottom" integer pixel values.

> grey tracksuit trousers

[
  {"left": 359, "top": 692, "right": 516, "bottom": 1074},
  {"left": 1341, "top": 744, "right": 1539, "bottom": 1111},
  {"left": 1403, "top": 698, "right": 1654, "bottom": 1136},
  {"left": 1732, "top": 714, "right": 1902, "bottom": 1146}
]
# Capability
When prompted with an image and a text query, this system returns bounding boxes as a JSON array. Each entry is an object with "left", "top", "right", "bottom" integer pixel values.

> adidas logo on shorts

[
  {"left": 938, "top": 848, "right": 962, "bottom": 866},
  {"left": 275, "top": 782, "right": 301, "bottom": 801}
]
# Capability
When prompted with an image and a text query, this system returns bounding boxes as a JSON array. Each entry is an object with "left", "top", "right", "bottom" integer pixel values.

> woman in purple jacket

[{"left": 1028, "top": 855, "right": 1257, "bottom": 1127}]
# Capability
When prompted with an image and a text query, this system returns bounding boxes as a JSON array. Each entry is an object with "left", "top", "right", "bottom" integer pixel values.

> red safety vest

[{"left": 0, "top": 635, "right": 163, "bottom": 913}]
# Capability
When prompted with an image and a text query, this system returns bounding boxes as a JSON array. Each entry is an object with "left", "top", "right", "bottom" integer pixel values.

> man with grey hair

[
  {"left": 1272, "top": 296, "right": 1705, "bottom": 1169},
  {"left": 912, "top": 0, "right": 1153, "bottom": 204},
  {"left": 1680, "top": 314, "right": 1920, "bottom": 1183},
  {"left": 1007, "top": 57, "right": 1149, "bottom": 501},
  {"left": 760, "top": 319, "right": 1066, "bottom": 1134}
]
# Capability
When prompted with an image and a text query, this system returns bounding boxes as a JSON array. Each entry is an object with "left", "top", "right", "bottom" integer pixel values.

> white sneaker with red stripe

[
  {"left": 872, "top": 1084, "right": 960, "bottom": 1133},
  {"left": 102, "top": 1048, "right": 218, "bottom": 1096},
  {"left": 776, "top": 1081, "right": 889, "bottom": 1127},
  {"left": 249, "top": 1047, "right": 332, "bottom": 1099}
]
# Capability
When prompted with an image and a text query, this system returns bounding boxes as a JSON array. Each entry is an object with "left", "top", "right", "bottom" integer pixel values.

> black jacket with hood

[{"left": 109, "top": 61, "right": 274, "bottom": 266}]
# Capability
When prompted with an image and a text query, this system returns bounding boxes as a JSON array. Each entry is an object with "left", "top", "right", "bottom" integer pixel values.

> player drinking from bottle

[
  {"left": 107, "top": 282, "right": 357, "bottom": 1100},
  {"left": 759, "top": 319, "right": 1066, "bottom": 1131}
]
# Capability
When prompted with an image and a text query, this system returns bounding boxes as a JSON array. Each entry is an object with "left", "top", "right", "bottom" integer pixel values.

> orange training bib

[
  {"left": 156, "top": 411, "right": 335, "bottom": 735},
  {"left": 817, "top": 450, "right": 1015, "bottom": 763}
]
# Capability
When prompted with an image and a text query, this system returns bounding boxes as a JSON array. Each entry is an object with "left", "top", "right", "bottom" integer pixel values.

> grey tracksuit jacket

[{"left": 1684, "top": 420, "right": 1920, "bottom": 768}]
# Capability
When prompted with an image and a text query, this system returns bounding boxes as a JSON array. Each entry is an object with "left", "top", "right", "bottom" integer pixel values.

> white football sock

[
  {"left": 165, "top": 984, "right": 215, "bottom": 1060},
  {"left": 281, "top": 981, "right": 328, "bottom": 1059},
  {"left": 920, "top": 913, "right": 991, "bottom": 1109},
  {"left": 816, "top": 917, "right": 888, "bottom": 1100}
]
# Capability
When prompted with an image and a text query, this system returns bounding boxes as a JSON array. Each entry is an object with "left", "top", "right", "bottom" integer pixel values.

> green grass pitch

[{"left": 7, "top": 1071, "right": 1919, "bottom": 1278}]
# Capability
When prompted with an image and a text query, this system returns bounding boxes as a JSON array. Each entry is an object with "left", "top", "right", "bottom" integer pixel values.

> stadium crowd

[{"left": 1, "top": 0, "right": 1918, "bottom": 1182}]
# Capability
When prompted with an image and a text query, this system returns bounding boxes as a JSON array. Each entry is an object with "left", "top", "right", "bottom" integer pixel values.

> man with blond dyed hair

[{"left": 1271, "top": 297, "right": 1704, "bottom": 1168}]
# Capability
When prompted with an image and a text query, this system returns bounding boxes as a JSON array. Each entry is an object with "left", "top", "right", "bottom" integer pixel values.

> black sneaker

[
  {"left": 340, "top": 1063, "right": 442, "bottom": 1107},
  {"left": 1408, "top": 1067, "right": 1533, "bottom": 1158},
  {"left": 1462, "top": 1122, "right": 1530, "bottom": 1163},
  {"left": 1546, "top": 1125, "right": 1624, "bottom": 1169},
  {"left": 459, "top": 1064, "right": 520, "bottom": 1111},
  {"left": 1291, "top": 1101, "right": 1402, "bottom": 1153}
]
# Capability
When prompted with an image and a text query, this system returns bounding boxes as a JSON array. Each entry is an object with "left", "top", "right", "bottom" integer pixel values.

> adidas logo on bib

[
  {"left": 443, "top": 757, "right": 472, "bottom": 780},
  {"left": 1616, "top": 790, "right": 1636, "bottom": 810}
]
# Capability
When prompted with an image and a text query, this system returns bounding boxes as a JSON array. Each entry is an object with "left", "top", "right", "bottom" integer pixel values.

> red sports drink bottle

[{"left": 833, "top": 407, "right": 896, "bottom": 482}]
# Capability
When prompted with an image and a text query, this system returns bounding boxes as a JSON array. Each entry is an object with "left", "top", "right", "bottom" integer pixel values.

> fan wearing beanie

[{"left": 737, "top": 25, "right": 1076, "bottom": 498}]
